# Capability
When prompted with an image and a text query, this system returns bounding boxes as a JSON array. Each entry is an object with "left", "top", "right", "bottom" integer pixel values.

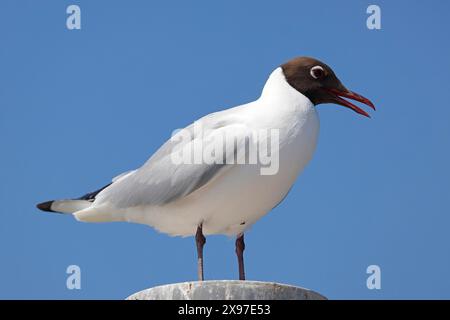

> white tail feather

[
  {"left": 73, "top": 206, "right": 124, "bottom": 223},
  {"left": 50, "top": 200, "right": 92, "bottom": 214}
]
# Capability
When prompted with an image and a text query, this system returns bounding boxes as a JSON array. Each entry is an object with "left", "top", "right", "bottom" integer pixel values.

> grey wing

[{"left": 94, "top": 117, "right": 250, "bottom": 209}]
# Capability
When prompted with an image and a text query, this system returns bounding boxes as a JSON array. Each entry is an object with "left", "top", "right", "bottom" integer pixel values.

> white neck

[{"left": 259, "top": 67, "right": 313, "bottom": 109}]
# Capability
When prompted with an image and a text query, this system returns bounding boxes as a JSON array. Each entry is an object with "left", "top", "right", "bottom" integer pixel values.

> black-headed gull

[{"left": 37, "top": 57, "right": 375, "bottom": 281}]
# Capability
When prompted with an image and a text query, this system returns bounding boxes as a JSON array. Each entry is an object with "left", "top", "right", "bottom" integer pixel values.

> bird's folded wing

[
  {"left": 94, "top": 119, "right": 252, "bottom": 209},
  {"left": 112, "top": 170, "right": 136, "bottom": 182}
]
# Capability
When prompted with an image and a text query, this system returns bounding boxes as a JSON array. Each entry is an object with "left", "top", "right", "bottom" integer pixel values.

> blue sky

[{"left": 1, "top": 0, "right": 449, "bottom": 299}]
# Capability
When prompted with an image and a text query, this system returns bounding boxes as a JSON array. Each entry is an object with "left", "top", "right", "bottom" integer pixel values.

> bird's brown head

[{"left": 281, "top": 57, "right": 375, "bottom": 117}]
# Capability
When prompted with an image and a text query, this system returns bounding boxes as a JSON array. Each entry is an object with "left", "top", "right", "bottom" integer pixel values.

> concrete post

[{"left": 127, "top": 280, "right": 326, "bottom": 300}]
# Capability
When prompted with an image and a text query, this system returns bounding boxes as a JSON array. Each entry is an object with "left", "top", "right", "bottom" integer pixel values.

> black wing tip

[{"left": 36, "top": 200, "right": 55, "bottom": 212}]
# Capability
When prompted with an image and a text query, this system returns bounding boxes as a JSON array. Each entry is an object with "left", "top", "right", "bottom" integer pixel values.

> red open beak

[{"left": 325, "top": 88, "right": 376, "bottom": 118}]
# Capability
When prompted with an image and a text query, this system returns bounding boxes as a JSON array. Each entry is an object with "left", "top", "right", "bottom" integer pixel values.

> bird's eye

[{"left": 310, "top": 66, "right": 326, "bottom": 79}]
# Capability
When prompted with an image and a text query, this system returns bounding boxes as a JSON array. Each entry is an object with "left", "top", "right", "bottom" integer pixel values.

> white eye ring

[{"left": 310, "top": 65, "right": 325, "bottom": 79}]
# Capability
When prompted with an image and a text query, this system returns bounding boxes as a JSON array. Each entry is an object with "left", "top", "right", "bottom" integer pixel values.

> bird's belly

[{"left": 201, "top": 160, "right": 303, "bottom": 236}]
